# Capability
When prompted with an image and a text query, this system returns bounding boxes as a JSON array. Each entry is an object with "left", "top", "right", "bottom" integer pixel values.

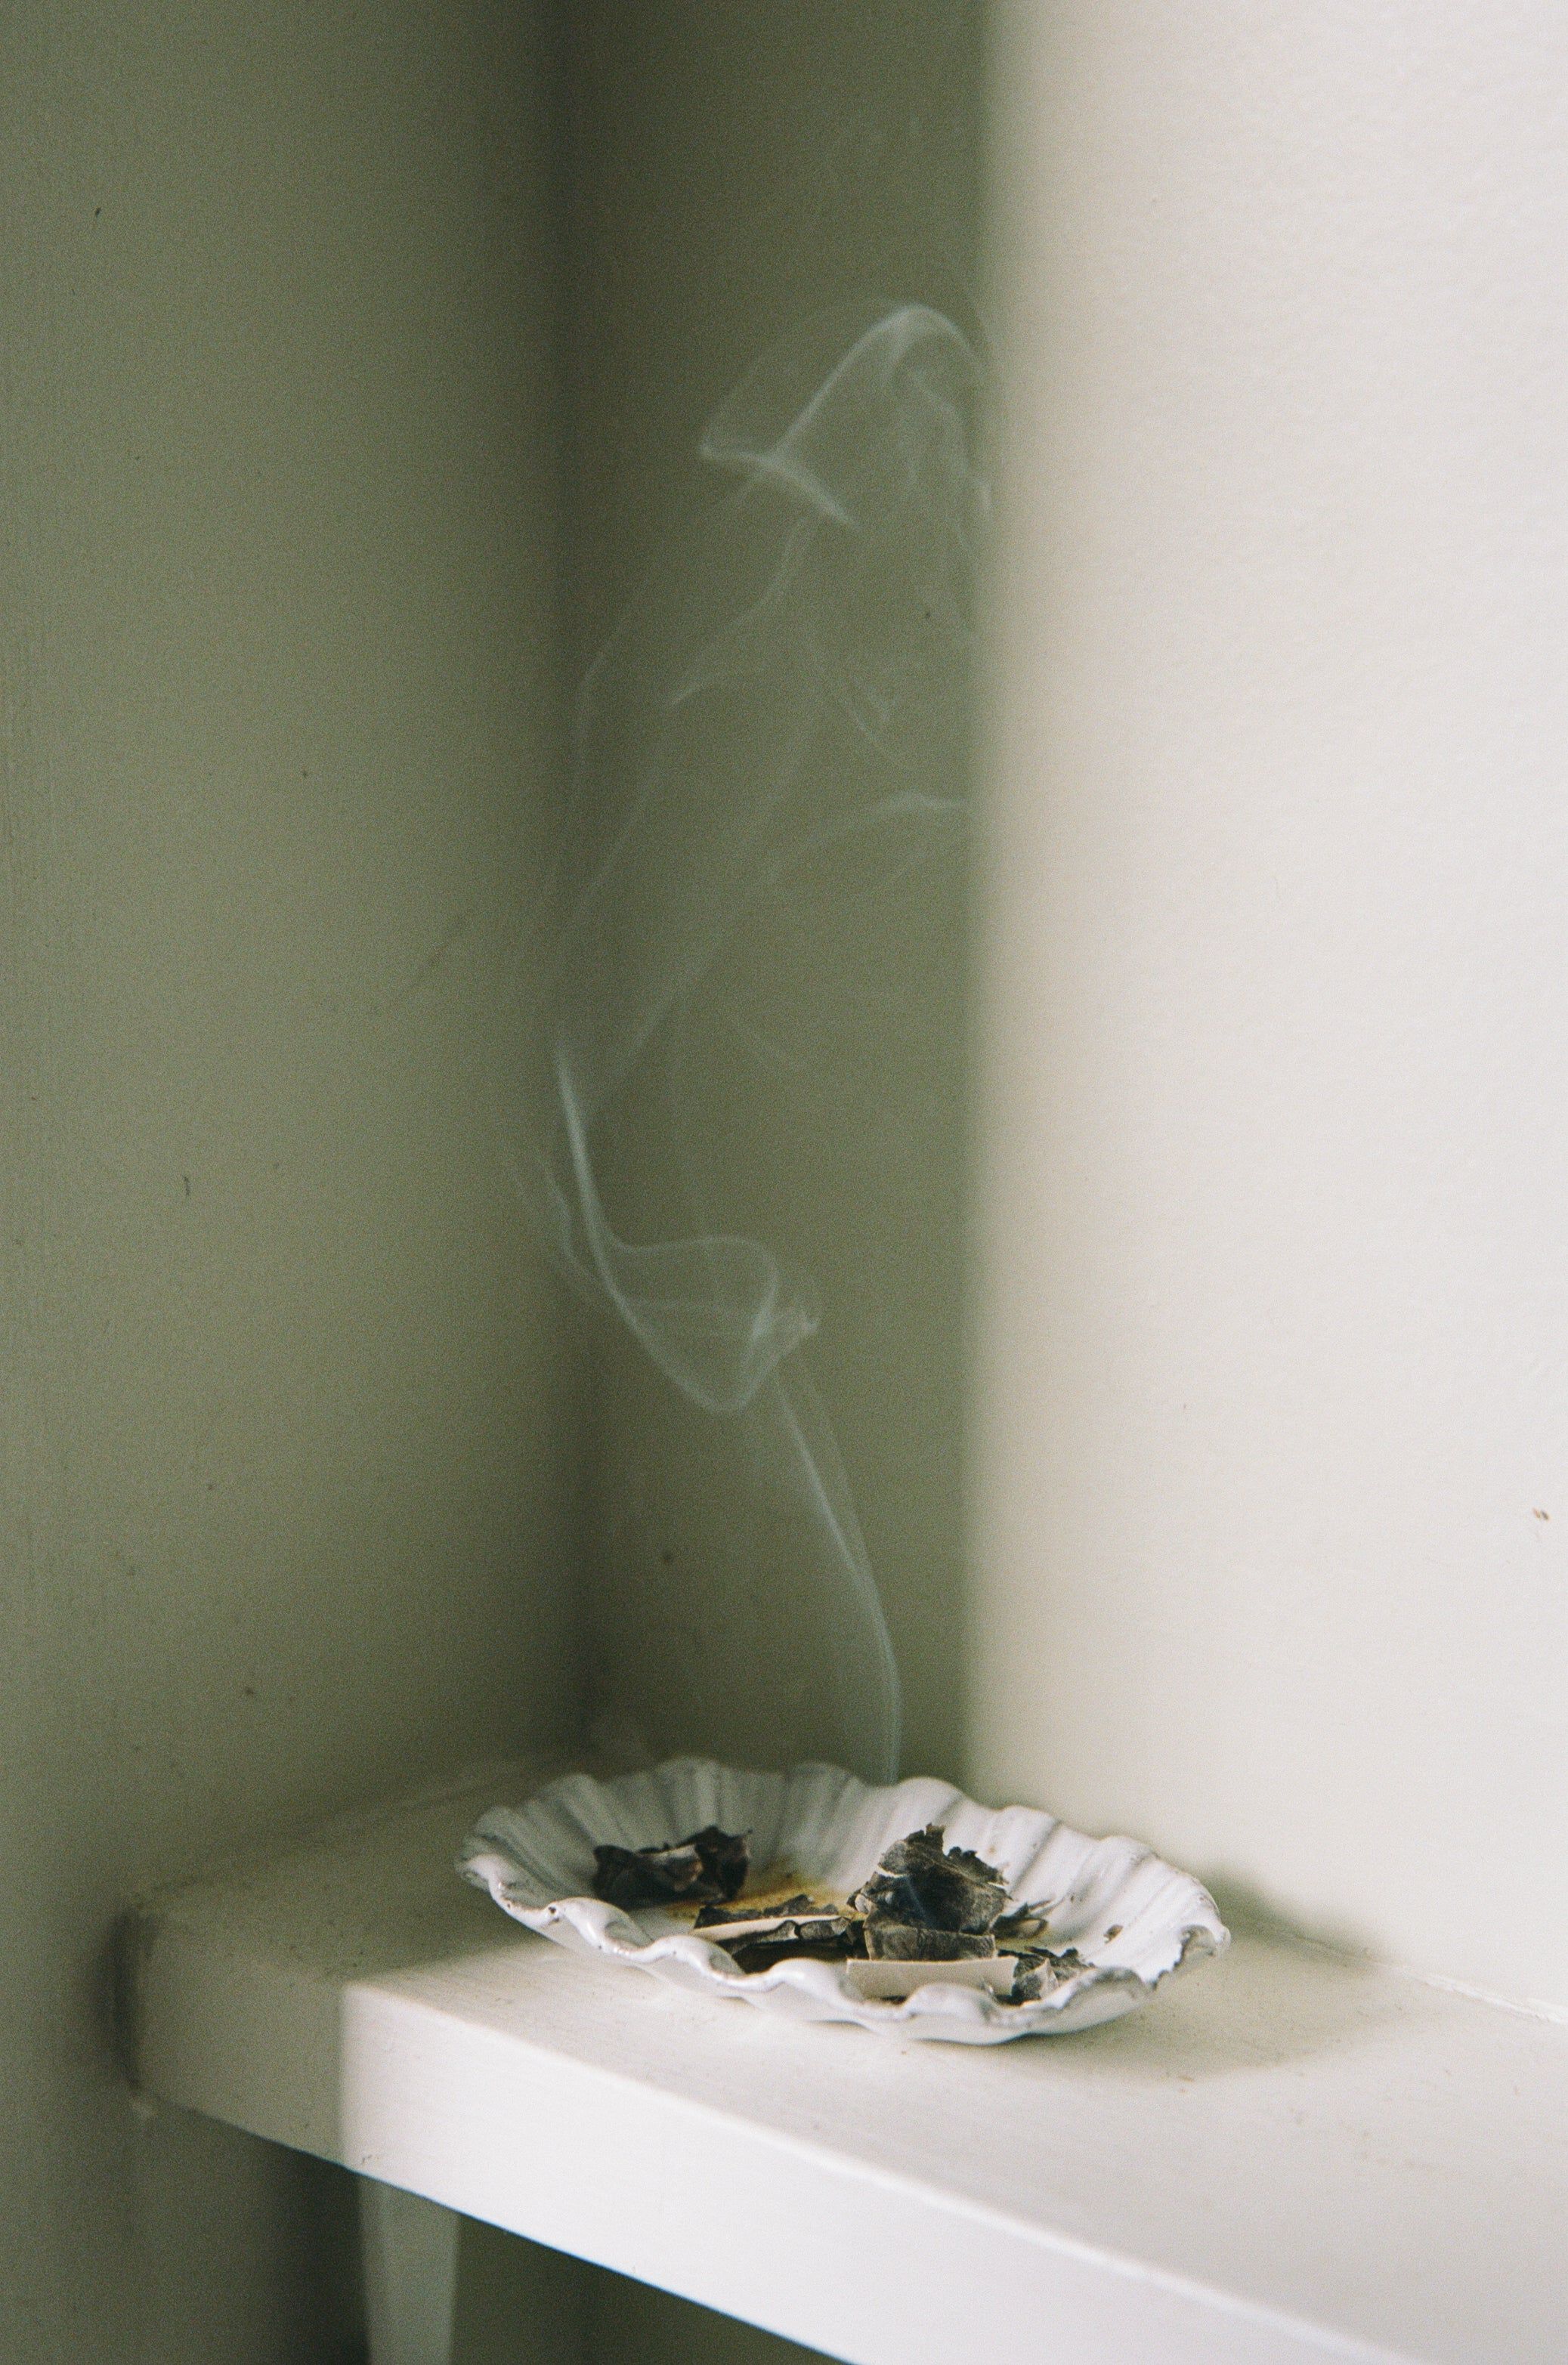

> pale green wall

[
  {"left": 1, "top": 5, "right": 985, "bottom": 2354},
  {"left": 561, "top": 0, "right": 986, "bottom": 1790},
  {"left": 0, "top": 3, "right": 574, "bottom": 2356}
]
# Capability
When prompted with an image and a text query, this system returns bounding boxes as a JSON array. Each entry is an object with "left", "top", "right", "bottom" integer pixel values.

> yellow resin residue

[{"left": 666, "top": 1863, "right": 844, "bottom": 1924}]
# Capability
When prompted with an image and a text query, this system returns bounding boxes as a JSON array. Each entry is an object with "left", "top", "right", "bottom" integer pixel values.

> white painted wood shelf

[{"left": 131, "top": 1762, "right": 1568, "bottom": 2365}]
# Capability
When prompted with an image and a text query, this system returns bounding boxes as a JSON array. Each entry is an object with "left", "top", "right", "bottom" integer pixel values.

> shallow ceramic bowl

[{"left": 460, "top": 1758, "right": 1227, "bottom": 2045}]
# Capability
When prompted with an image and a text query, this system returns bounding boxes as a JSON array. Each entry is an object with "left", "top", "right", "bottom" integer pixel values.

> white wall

[
  {"left": 973, "top": 2, "right": 1568, "bottom": 2009},
  {"left": 0, "top": 4, "right": 574, "bottom": 2356}
]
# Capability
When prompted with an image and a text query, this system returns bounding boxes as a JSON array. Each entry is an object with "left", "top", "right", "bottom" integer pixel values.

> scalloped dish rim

[{"left": 459, "top": 1756, "right": 1229, "bottom": 2045}]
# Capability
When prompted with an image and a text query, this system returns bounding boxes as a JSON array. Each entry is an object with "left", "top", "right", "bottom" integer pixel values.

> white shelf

[{"left": 131, "top": 1761, "right": 1568, "bottom": 2365}]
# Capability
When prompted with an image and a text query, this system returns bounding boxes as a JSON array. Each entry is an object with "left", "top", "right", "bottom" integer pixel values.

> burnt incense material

[
  {"left": 590, "top": 1816, "right": 1093, "bottom": 2003},
  {"left": 853, "top": 1822, "right": 1010, "bottom": 1969},
  {"left": 692, "top": 1891, "right": 817, "bottom": 1928},
  {"left": 725, "top": 1918, "right": 866, "bottom": 1976},
  {"left": 591, "top": 1825, "right": 750, "bottom": 1912},
  {"left": 463, "top": 1760, "right": 1232, "bottom": 2042},
  {"left": 864, "top": 1921, "right": 997, "bottom": 1962},
  {"left": 1010, "top": 1945, "right": 1092, "bottom": 2002},
  {"left": 852, "top": 1822, "right": 1010, "bottom": 1938}
]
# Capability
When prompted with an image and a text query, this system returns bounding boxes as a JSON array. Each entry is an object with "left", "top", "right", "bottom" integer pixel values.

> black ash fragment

[
  {"left": 863, "top": 1922, "right": 997, "bottom": 1962},
  {"left": 1044, "top": 1944, "right": 1092, "bottom": 1975},
  {"left": 851, "top": 1822, "right": 1010, "bottom": 1937},
  {"left": 725, "top": 1916, "right": 866, "bottom": 1975},
  {"left": 686, "top": 1824, "right": 750, "bottom": 1900},
  {"left": 994, "top": 1903, "right": 1054, "bottom": 1949},
  {"left": 591, "top": 1824, "right": 750, "bottom": 1911},
  {"left": 1008, "top": 1943, "right": 1093, "bottom": 2001},
  {"left": 591, "top": 1842, "right": 700, "bottom": 1910}
]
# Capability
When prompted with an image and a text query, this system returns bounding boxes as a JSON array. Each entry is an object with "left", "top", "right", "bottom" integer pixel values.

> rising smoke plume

[{"left": 527, "top": 302, "right": 984, "bottom": 1782}]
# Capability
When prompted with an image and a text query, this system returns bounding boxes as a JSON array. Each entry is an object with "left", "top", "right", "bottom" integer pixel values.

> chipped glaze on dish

[{"left": 459, "top": 1758, "right": 1228, "bottom": 2045}]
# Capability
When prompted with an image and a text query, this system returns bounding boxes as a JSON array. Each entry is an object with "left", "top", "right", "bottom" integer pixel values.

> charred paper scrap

[{"left": 591, "top": 1824, "right": 749, "bottom": 1912}]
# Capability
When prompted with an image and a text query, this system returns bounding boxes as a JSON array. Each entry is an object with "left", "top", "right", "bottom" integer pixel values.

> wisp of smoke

[{"left": 528, "top": 302, "right": 984, "bottom": 1782}]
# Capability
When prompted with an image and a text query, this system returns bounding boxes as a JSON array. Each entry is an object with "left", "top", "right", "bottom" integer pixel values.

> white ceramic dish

[{"left": 460, "top": 1757, "right": 1228, "bottom": 2045}]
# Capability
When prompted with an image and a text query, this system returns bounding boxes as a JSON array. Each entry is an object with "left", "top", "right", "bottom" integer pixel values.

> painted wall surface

[
  {"left": 560, "top": 0, "right": 986, "bottom": 1789},
  {"left": 0, "top": 4, "right": 574, "bottom": 2357},
  {"left": 973, "top": 2, "right": 1568, "bottom": 2007}
]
